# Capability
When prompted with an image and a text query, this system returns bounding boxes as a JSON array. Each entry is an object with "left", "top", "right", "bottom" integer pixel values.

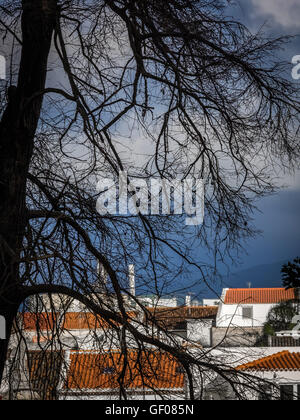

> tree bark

[{"left": 0, "top": 0, "right": 58, "bottom": 384}]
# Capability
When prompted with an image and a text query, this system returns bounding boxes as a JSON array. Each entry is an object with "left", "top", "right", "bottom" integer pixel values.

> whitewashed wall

[
  {"left": 216, "top": 302, "right": 275, "bottom": 327},
  {"left": 187, "top": 319, "right": 213, "bottom": 347}
]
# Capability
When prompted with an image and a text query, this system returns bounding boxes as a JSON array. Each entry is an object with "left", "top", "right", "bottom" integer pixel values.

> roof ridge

[
  {"left": 224, "top": 288, "right": 295, "bottom": 304},
  {"left": 236, "top": 351, "right": 300, "bottom": 371},
  {"left": 227, "top": 287, "right": 289, "bottom": 291}
]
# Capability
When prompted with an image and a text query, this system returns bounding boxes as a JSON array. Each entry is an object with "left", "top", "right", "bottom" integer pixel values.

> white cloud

[{"left": 251, "top": 0, "right": 300, "bottom": 28}]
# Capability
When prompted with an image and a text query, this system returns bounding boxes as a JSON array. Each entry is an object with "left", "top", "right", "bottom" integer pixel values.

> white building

[
  {"left": 216, "top": 288, "right": 297, "bottom": 328},
  {"left": 198, "top": 346, "right": 300, "bottom": 400},
  {"left": 236, "top": 350, "right": 300, "bottom": 400},
  {"left": 138, "top": 296, "right": 178, "bottom": 308},
  {"left": 202, "top": 299, "right": 220, "bottom": 307}
]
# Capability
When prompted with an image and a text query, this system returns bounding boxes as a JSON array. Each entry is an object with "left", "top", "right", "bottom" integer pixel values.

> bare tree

[{"left": 0, "top": 0, "right": 299, "bottom": 400}]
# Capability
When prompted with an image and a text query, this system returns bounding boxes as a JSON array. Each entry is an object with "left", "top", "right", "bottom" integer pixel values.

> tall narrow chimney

[
  {"left": 97, "top": 261, "right": 108, "bottom": 291},
  {"left": 129, "top": 264, "right": 135, "bottom": 297},
  {"left": 185, "top": 295, "right": 191, "bottom": 307}
]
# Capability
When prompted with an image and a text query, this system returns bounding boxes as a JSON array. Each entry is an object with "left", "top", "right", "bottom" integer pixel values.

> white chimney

[
  {"left": 185, "top": 295, "right": 192, "bottom": 307},
  {"left": 97, "top": 261, "right": 108, "bottom": 289},
  {"left": 128, "top": 264, "right": 135, "bottom": 296}
]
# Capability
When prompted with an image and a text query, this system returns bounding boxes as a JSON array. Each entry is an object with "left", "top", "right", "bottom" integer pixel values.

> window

[
  {"left": 279, "top": 384, "right": 300, "bottom": 400},
  {"left": 102, "top": 366, "right": 115, "bottom": 375},
  {"left": 175, "top": 365, "right": 185, "bottom": 374},
  {"left": 280, "top": 385, "right": 294, "bottom": 400},
  {"left": 242, "top": 306, "right": 253, "bottom": 320}
]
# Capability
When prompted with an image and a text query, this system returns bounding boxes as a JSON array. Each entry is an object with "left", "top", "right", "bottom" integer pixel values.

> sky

[
  {"left": 106, "top": 1, "right": 300, "bottom": 278},
  {"left": 0, "top": 0, "right": 299, "bottom": 287},
  {"left": 107, "top": 0, "right": 300, "bottom": 279},
  {"left": 39, "top": 1, "right": 300, "bottom": 277},
  {"left": 220, "top": 0, "right": 300, "bottom": 272}
]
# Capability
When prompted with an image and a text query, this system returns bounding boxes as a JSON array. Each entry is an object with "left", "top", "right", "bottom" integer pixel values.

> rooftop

[
  {"left": 21, "top": 311, "right": 137, "bottom": 331},
  {"left": 65, "top": 350, "right": 185, "bottom": 391},
  {"left": 236, "top": 351, "right": 300, "bottom": 372},
  {"left": 224, "top": 288, "right": 296, "bottom": 305},
  {"left": 144, "top": 306, "right": 218, "bottom": 329}
]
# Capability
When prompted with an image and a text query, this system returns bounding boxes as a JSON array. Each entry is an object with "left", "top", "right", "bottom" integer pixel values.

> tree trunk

[
  {"left": 0, "top": 294, "right": 22, "bottom": 394},
  {"left": 0, "top": 0, "right": 58, "bottom": 384}
]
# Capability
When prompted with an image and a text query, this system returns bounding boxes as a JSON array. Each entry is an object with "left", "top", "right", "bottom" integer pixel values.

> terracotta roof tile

[
  {"left": 27, "top": 351, "right": 63, "bottom": 400},
  {"left": 224, "top": 288, "right": 296, "bottom": 305},
  {"left": 65, "top": 350, "right": 185, "bottom": 390},
  {"left": 22, "top": 312, "right": 137, "bottom": 331},
  {"left": 237, "top": 351, "right": 300, "bottom": 372},
  {"left": 144, "top": 306, "right": 218, "bottom": 329}
]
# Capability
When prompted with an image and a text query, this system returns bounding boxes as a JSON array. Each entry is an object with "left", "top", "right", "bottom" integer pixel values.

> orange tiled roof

[
  {"left": 237, "top": 351, "right": 300, "bottom": 372},
  {"left": 27, "top": 351, "right": 63, "bottom": 400},
  {"left": 65, "top": 350, "right": 185, "bottom": 390},
  {"left": 144, "top": 306, "right": 218, "bottom": 329},
  {"left": 224, "top": 288, "right": 296, "bottom": 304},
  {"left": 22, "top": 312, "right": 136, "bottom": 331}
]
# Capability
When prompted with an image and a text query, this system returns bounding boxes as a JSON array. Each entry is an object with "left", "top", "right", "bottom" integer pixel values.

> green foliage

[
  {"left": 264, "top": 301, "right": 297, "bottom": 335},
  {"left": 263, "top": 323, "right": 275, "bottom": 337},
  {"left": 282, "top": 257, "right": 300, "bottom": 289},
  {"left": 256, "top": 300, "right": 297, "bottom": 346}
]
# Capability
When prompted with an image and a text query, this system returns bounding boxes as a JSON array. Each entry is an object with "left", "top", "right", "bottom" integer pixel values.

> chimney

[
  {"left": 128, "top": 264, "right": 135, "bottom": 297},
  {"left": 97, "top": 261, "right": 108, "bottom": 291},
  {"left": 185, "top": 295, "right": 192, "bottom": 307}
]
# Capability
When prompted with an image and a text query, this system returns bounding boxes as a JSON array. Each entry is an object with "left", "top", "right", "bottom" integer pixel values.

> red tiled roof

[
  {"left": 144, "top": 306, "right": 218, "bottom": 329},
  {"left": 27, "top": 351, "right": 63, "bottom": 400},
  {"left": 22, "top": 312, "right": 137, "bottom": 331},
  {"left": 65, "top": 350, "right": 185, "bottom": 390},
  {"left": 237, "top": 351, "right": 300, "bottom": 372},
  {"left": 224, "top": 288, "right": 296, "bottom": 304}
]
